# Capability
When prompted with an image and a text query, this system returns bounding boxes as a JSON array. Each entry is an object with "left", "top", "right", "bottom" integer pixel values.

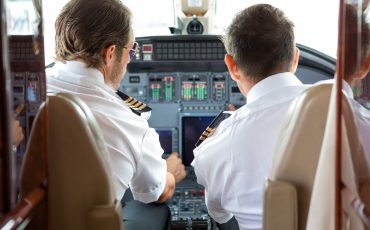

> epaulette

[
  {"left": 116, "top": 90, "right": 152, "bottom": 116},
  {"left": 195, "top": 111, "right": 232, "bottom": 147}
]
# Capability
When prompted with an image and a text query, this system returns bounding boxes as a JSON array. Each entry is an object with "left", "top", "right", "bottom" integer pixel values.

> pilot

[
  {"left": 12, "top": 104, "right": 25, "bottom": 151},
  {"left": 191, "top": 4, "right": 308, "bottom": 229},
  {"left": 337, "top": 4, "right": 370, "bottom": 166},
  {"left": 46, "top": 0, "right": 186, "bottom": 228}
]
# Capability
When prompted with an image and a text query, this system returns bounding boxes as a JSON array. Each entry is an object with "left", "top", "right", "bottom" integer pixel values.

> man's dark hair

[
  {"left": 344, "top": 4, "right": 370, "bottom": 81},
  {"left": 222, "top": 4, "right": 295, "bottom": 82},
  {"left": 55, "top": 0, "right": 132, "bottom": 68}
]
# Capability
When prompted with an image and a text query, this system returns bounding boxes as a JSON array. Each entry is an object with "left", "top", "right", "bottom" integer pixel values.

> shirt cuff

[
  {"left": 208, "top": 211, "right": 234, "bottom": 224},
  {"left": 131, "top": 171, "right": 166, "bottom": 204}
]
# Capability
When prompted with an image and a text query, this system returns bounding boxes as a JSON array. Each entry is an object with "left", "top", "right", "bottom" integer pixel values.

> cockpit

[{"left": 1, "top": 0, "right": 370, "bottom": 230}]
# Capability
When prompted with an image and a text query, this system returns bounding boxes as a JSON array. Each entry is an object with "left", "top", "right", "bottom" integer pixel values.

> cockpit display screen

[
  {"left": 182, "top": 116, "right": 215, "bottom": 166},
  {"left": 156, "top": 129, "right": 173, "bottom": 154}
]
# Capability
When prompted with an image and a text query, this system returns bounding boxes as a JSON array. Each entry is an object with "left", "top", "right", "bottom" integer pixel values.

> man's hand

[
  {"left": 12, "top": 104, "right": 25, "bottom": 147},
  {"left": 166, "top": 152, "right": 186, "bottom": 183},
  {"left": 227, "top": 103, "right": 237, "bottom": 111}
]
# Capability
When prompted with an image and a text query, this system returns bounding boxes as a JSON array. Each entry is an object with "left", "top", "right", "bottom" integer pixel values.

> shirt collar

[
  {"left": 246, "top": 72, "right": 303, "bottom": 104},
  {"left": 54, "top": 60, "right": 116, "bottom": 93},
  {"left": 342, "top": 80, "right": 354, "bottom": 99}
]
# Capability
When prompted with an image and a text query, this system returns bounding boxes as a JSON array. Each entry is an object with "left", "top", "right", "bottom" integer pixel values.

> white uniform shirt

[
  {"left": 342, "top": 81, "right": 370, "bottom": 166},
  {"left": 46, "top": 61, "right": 167, "bottom": 203},
  {"left": 191, "top": 73, "right": 309, "bottom": 230}
]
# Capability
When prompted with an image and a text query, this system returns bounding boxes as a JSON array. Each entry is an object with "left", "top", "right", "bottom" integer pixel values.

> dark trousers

[
  {"left": 122, "top": 200, "right": 170, "bottom": 230},
  {"left": 216, "top": 216, "right": 240, "bottom": 230}
]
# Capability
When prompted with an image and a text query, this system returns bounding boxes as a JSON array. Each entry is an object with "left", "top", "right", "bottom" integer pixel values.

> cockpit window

[
  {"left": 214, "top": 0, "right": 339, "bottom": 58},
  {"left": 7, "top": 0, "right": 37, "bottom": 35},
  {"left": 40, "top": 0, "right": 339, "bottom": 64}
]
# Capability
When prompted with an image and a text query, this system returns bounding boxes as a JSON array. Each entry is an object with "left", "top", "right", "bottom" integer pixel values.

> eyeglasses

[{"left": 123, "top": 42, "right": 139, "bottom": 61}]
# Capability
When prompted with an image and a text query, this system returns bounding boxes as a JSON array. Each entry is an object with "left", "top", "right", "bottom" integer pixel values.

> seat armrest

[{"left": 263, "top": 179, "right": 298, "bottom": 230}]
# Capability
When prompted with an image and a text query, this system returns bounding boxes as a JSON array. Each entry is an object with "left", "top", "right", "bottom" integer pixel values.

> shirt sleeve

[
  {"left": 130, "top": 128, "right": 167, "bottom": 203},
  {"left": 205, "top": 191, "right": 234, "bottom": 224},
  {"left": 192, "top": 146, "right": 233, "bottom": 224}
]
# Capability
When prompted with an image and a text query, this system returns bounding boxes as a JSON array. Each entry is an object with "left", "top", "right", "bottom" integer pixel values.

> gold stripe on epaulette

[
  {"left": 125, "top": 97, "right": 134, "bottom": 104},
  {"left": 206, "top": 127, "right": 214, "bottom": 132},
  {"left": 202, "top": 130, "right": 209, "bottom": 135},
  {"left": 129, "top": 103, "right": 146, "bottom": 110},
  {"left": 134, "top": 101, "right": 143, "bottom": 108},
  {"left": 138, "top": 104, "right": 146, "bottom": 110},
  {"left": 116, "top": 90, "right": 152, "bottom": 115},
  {"left": 200, "top": 129, "right": 214, "bottom": 139},
  {"left": 132, "top": 101, "right": 140, "bottom": 107},
  {"left": 127, "top": 100, "right": 137, "bottom": 106},
  {"left": 125, "top": 97, "right": 149, "bottom": 110}
]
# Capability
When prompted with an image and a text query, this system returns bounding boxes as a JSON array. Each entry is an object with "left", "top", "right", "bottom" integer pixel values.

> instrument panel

[
  {"left": 122, "top": 71, "right": 241, "bottom": 110},
  {"left": 9, "top": 35, "right": 46, "bottom": 191}
]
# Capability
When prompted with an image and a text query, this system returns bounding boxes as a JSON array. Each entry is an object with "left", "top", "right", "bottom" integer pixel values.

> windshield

[
  {"left": 40, "top": 0, "right": 338, "bottom": 64},
  {"left": 213, "top": 0, "right": 339, "bottom": 58}
]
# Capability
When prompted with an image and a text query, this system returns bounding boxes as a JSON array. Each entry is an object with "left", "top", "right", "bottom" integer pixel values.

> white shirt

[
  {"left": 46, "top": 61, "right": 167, "bottom": 203},
  {"left": 316, "top": 79, "right": 370, "bottom": 167},
  {"left": 191, "top": 73, "right": 309, "bottom": 230},
  {"left": 342, "top": 81, "right": 370, "bottom": 167}
]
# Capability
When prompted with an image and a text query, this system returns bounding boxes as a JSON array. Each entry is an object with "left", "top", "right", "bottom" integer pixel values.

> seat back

[
  {"left": 306, "top": 84, "right": 370, "bottom": 230},
  {"left": 20, "top": 92, "right": 122, "bottom": 230},
  {"left": 263, "top": 83, "right": 333, "bottom": 230}
]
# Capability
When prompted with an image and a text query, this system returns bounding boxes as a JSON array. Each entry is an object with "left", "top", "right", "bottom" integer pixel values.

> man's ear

[
  {"left": 103, "top": 44, "right": 116, "bottom": 68},
  {"left": 355, "top": 54, "right": 370, "bottom": 80},
  {"left": 289, "top": 47, "right": 300, "bottom": 73},
  {"left": 224, "top": 54, "right": 242, "bottom": 81}
]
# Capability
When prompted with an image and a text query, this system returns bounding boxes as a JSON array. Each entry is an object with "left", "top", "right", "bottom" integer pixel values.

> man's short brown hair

[
  {"left": 55, "top": 0, "right": 133, "bottom": 68},
  {"left": 222, "top": 4, "right": 295, "bottom": 82},
  {"left": 344, "top": 4, "right": 370, "bottom": 80}
]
